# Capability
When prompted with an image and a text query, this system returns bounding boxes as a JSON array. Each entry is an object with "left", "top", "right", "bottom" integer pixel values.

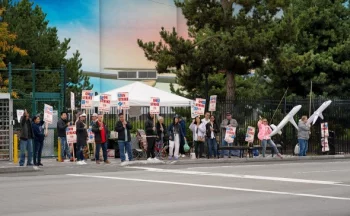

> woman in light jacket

[
  {"left": 298, "top": 116, "right": 310, "bottom": 156},
  {"left": 257, "top": 118, "right": 283, "bottom": 159},
  {"left": 189, "top": 115, "right": 206, "bottom": 159}
]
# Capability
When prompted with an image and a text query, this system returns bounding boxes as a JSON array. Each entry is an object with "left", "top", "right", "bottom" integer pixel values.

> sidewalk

[{"left": 1, "top": 154, "right": 349, "bottom": 173}]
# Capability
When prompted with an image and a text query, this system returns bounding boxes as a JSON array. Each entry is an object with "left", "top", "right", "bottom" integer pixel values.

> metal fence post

[
  {"left": 8, "top": 62, "right": 12, "bottom": 94},
  {"left": 60, "top": 65, "right": 65, "bottom": 113},
  {"left": 32, "top": 63, "right": 36, "bottom": 114}
]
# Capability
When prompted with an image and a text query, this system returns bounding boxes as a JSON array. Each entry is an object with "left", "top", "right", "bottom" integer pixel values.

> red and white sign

[
  {"left": 87, "top": 127, "right": 95, "bottom": 143},
  {"left": 150, "top": 97, "right": 160, "bottom": 114},
  {"left": 98, "top": 94, "right": 111, "bottom": 113},
  {"left": 117, "top": 92, "right": 129, "bottom": 110},
  {"left": 224, "top": 126, "right": 236, "bottom": 144},
  {"left": 209, "top": 95, "right": 217, "bottom": 112},
  {"left": 195, "top": 98, "right": 206, "bottom": 115},
  {"left": 245, "top": 126, "right": 255, "bottom": 143},
  {"left": 321, "top": 122, "right": 329, "bottom": 152},
  {"left": 81, "top": 90, "right": 94, "bottom": 109},
  {"left": 66, "top": 125, "right": 77, "bottom": 144},
  {"left": 43, "top": 104, "right": 53, "bottom": 124}
]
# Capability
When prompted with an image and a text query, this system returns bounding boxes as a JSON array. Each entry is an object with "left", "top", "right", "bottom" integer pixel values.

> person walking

[
  {"left": 189, "top": 115, "right": 206, "bottom": 158},
  {"left": 19, "top": 109, "right": 34, "bottom": 166},
  {"left": 115, "top": 113, "right": 133, "bottom": 162},
  {"left": 76, "top": 113, "right": 88, "bottom": 165},
  {"left": 220, "top": 112, "right": 238, "bottom": 158},
  {"left": 57, "top": 111, "right": 73, "bottom": 162},
  {"left": 257, "top": 118, "right": 283, "bottom": 159},
  {"left": 206, "top": 115, "right": 219, "bottom": 158},
  {"left": 298, "top": 115, "right": 310, "bottom": 156},
  {"left": 92, "top": 114, "right": 111, "bottom": 164},
  {"left": 168, "top": 115, "right": 185, "bottom": 160},
  {"left": 32, "top": 116, "right": 46, "bottom": 166},
  {"left": 145, "top": 113, "right": 157, "bottom": 160}
]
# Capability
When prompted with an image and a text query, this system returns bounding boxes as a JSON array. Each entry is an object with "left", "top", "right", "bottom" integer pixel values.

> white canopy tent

[{"left": 93, "top": 81, "right": 191, "bottom": 107}]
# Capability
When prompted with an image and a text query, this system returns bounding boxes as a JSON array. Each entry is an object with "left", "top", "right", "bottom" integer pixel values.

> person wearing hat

[
  {"left": 220, "top": 112, "right": 238, "bottom": 158},
  {"left": 90, "top": 113, "right": 98, "bottom": 127},
  {"left": 76, "top": 113, "right": 88, "bottom": 165}
]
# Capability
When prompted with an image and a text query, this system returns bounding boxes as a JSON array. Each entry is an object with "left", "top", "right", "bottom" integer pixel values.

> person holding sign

[
  {"left": 189, "top": 115, "right": 206, "bottom": 159},
  {"left": 57, "top": 112, "right": 72, "bottom": 162},
  {"left": 257, "top": 118, "right": 283, "bottom": 159},
  {"left": 115, "top": 113, "right": 133, "bottom": 162},
  {"left": 220, "top": 112, "right": 238, "bottom": 158},
  {"left": 76, "top": 113, "right": 88, "bottom": 165},
  {"left": 19, "top": 109, "right": 34, "bottom": 166},
  {"left": 32, "top": 116, "right": 46, "bottom": 166},
  {"left": 206, "top": 115, "right": 219, "bottom": 158},
  {"left": 92, "top": 114, "right": 111, "bottom": 164}
]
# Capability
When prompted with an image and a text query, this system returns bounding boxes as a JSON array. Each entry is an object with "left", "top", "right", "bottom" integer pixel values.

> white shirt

[{"left": 201, "top": 118, "right": 210, "bottom": 125}]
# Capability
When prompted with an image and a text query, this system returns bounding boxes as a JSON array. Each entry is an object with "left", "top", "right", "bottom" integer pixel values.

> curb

[
  {"left": 0, "top": 166, "right": 41, "bottom": 174},
  {"left": 124, "top": 155, "right": 350, "bottom": 166}
]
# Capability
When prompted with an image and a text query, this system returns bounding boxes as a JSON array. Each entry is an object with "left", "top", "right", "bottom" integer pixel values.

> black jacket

[
  {"left": 145, "top": 113, "right": 155, "bottom": 136},
  {"left": 92, "top": 121, "right": 109, "bottom": 144},
  {"left": 57, "top": 118, "right": 68, "bottom": 137},
  {"left": 167, "top": 123, "right": 185, "bottom": 141},
  {"left": 156, "top": 122, "right": 167, "bottom": 141},
  {"left": 76, "top": 120, "right": 88, "bottom": 145},
  {"left": 32, "top": 120, "right": 45, "bottom": 142},
  {"left": 115, "top": 120, "right": 132, "bottom": 142},
  {"left": 206, "top": 121, "right": 219, "bottom": 138},
  {"left": 20, "top": 116, "right": 34, "bottom": 140}
]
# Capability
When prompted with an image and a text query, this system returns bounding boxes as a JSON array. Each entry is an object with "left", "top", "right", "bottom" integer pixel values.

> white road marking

[
  {"left": 67, "top": 174, "right": 350, "bottom": 201},
  {"left": 296, "top": 169, "right": 350, "bottom": 174},
  {"left": 127, "top": 167, "right": 347, "bottom": 186}
]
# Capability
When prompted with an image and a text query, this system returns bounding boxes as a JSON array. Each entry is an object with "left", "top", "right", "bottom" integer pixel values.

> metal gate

[{"left": 0, "top": 93, "right": 13, "bottom": 161}]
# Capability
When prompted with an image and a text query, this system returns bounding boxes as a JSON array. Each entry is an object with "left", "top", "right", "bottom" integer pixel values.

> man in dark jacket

[
  {"left": 19, "top": 109, "right": 34, "bottom": 166},
  {"left": 92, "top": 114, "right": 111, "bottom": 164},
  {"left": 145, "top": 113, "right": 157, "bottom": 160},
  {"left": 179, "top": 116, "right": 187, "bottom": 157},
  {"left": 76, "top": 113, "right": 88, "bottom": 165},
  {"left": 57, "top": 111, "right": 72, "bottom": 162},
  {"left": 32, "top": 116, "right": 46, "bottom": 166},
  {"left": 115, "top": 113, "right": 133, "bottom": 162}
]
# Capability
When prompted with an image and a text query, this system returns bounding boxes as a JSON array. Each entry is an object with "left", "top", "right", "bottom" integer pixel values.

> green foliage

[
  {"left": 138, "top": 0, "right": 287, "bottom": 101},
  {"left": 263, "top": 0, "right": 350, "bottom": 97}
]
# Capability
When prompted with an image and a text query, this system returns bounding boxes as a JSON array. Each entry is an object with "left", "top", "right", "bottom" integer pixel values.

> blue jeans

[
  {"left": 261, "top": 139, "right": 279, "bottom": 157},
  {"left": 118, "top": 141, "right": 133, "bottom": 162},
  {"left": 59, "top": 137, "right": 71, "bottom": 159},
  {"left": 221, "top": 139, "right": 232, "bottom": 157},
  {"left": 298, "top": 139, "right": 308, "bottom": 156},
  {"left": 207, "top": 138, "right": 217, "bottom": 157},
  {"left": 19, "top": 139, "right": 33, "bottom": 166},
  {"left": 95, "top": 142, "right": 108, "bottom": 162},
  {"left": 33, "top": 140, "right": 43, "bottom": 164}
]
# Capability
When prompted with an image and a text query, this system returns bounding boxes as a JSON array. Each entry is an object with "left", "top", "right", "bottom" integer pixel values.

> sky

[{"left": 32, "top": 0, "right": 188, "bottom": 73}]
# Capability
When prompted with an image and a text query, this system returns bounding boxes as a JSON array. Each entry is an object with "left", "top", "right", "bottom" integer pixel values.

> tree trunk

[{"left": 225, "top": 70, "right": 235, "bottom": 111}]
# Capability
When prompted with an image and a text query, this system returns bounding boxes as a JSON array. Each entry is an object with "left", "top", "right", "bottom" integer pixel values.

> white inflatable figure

[
  {"left": 269, "top": 105, "right": 302, "bottom": 137},
  {"left": 307, "top": 100, "right": 332, "bottom": 125}
]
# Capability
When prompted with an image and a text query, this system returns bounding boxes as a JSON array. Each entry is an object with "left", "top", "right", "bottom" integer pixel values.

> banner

[
  {"left": 70, "top": 92, "right": 75, "bottom": 110},
  {"left": 16, "top": 110, "right": 24, "bottom": 123},
  {"left": 195, "top": 98, "right": 206, "bottom": 115},
  {"left": 87, "top": 127, "right": 95, "bottom": 143},
  {"left": 190, "top": 101, "right": 197, "bottom": 118},
  {"left": 209, "top": 95, "right": 217, "bottom": 112},
  {"left": 245, "top": 126, "right": 255, "bottom": 143},
  {"left": 117, "top": 92, "right": 130, "bottom": 110},
  {"left": 66, "top": 125, "right": 77, "bottom": 144},
  {"left": 321, "top": 138, "right": 330, "bottom": 152},
  {"left": 150, "top": 97, "right": 160, "bottom": 114},
  {"left": 98, "top": 94, "right": 111, "bottom": 113},
  {"left": 224, "top": 126, "right": 236, "bottom": 143},
  {"left": 81, "top": 90, "right": 94, "bottom": 109},
  {"left": 321, "top": 122, "right": 329, "bottom": 137},
  {"left": 43, "top": 104, "right": 53, "bottom": 124}
]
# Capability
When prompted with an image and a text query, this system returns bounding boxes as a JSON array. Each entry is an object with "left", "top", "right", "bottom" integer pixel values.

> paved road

[{"left": 1, "top": 160, "right": 350, "bottom": 215}]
